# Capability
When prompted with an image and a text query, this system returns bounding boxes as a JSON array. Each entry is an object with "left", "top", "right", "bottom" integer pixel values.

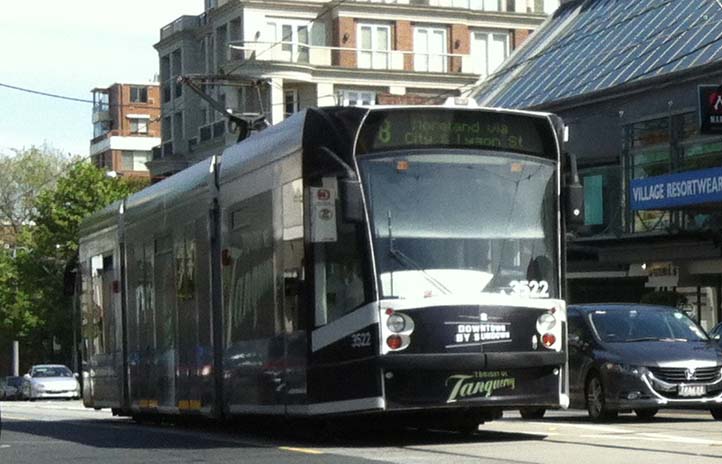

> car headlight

[{"left": 605, "top": 363, "right": 648, "bottom": 376}]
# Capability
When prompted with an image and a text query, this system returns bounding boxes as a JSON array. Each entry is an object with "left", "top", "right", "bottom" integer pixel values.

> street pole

[{"left": 12, "top": 340, "right": 19, "bottom": 376}]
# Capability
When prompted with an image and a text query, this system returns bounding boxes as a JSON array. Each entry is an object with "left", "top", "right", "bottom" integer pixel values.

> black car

[
  {"left": 710, "top": 322, "right": 722, "bottom": 343},
  {"left": 567, "top": 303, "right": 722, "bottom": 421}
]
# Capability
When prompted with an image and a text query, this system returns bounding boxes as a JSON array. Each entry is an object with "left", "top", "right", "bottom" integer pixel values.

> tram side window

[
  {"left": 226, "top": 192, "right": 277, "bottom": 342},
  {"left": 155, "top": 235, "right": 176, "bottom": 352},
  {"left": 313, "top": 185, "right": 367, "bottom": 326},
  {"left": 89, "top": 254, "right": 114, "bottom": 355}
]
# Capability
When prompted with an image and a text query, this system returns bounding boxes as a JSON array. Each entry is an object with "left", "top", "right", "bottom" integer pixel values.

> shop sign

[
  {"left": 699, "top": 85, "right": 722, "bottom": 134},
  {"left": 630, "top": 167, "right": 722, "bottom": 210}
]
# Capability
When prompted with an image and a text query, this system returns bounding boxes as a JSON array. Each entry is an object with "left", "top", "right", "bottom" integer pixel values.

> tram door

[
  {"left": 174, "top": 223, "right": 203, "bottom": 412},
  {"left": 224, "top": 191, "right": 285, "bottom": 409},
  {"left": 281, "top": 179, "right": 307, "bottom": 410},
  {"left": 307, "top": 176, "right": 378, "bottom": 406}
]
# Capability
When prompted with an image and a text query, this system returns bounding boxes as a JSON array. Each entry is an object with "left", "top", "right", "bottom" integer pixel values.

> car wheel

[
  {"left": 634, "top": 408, "right": 658, "bottom": 419},
  {"left": 519, "top": 408, "right": 546, "bottom": 420},
  {"left": 586, "top": 374, "right": 617, "bottom": 421},
  {"left": 710, "top": 407, "right": 722, "bottom": 420}
]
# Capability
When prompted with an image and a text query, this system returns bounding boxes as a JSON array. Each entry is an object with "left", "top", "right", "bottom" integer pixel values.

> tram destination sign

[{"left": 356, "top": 109, "right": 556, "bottom": 157}]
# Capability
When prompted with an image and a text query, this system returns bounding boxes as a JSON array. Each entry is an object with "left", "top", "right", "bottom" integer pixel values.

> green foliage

[
  {"left": 0, "top": 155, "right": 147, "bottom": 370},
  {"left": 0, "top": 145, "right": 68, "bottom": 238}
]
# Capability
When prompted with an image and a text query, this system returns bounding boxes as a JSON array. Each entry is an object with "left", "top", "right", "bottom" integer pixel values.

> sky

[{"left": 0, "top": 0, "right": 202, "bottom": 157}]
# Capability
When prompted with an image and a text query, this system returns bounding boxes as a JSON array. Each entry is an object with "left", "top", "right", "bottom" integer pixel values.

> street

[{"left": 1, "top": 401, "right": 721, "bottom": 464}]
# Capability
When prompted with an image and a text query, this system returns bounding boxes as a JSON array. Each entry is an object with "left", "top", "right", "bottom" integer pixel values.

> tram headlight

[
  {"left": 536, "top": 312, "right": 557, "bottom": 332},
  {"left": 387, "top": 314, "right": 406, "bottom": 333}
]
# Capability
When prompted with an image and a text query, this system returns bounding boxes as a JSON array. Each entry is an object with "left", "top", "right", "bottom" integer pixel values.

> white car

[{"left": 22, "top": 365, "right": 81, "bottom": 401}]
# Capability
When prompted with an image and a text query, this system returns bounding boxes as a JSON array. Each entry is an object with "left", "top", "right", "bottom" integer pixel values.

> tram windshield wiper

[{"left": 387, "top": 210, "right": 451, "bottom": 296}]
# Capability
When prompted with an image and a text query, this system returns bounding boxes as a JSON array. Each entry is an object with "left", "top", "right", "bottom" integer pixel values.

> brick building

[
  {"left": 90, "top": 83, "right": 161, "bottom": 178},
  {"left": 150, "top": 0, "right": 559, "bottom": 178}
]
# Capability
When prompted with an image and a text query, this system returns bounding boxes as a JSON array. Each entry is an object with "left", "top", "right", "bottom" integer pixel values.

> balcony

[
  {"left": 228, "top": 42, "right": 476, "bottom": 73},
  {"left": 160, "top": 15, "right": 201, "bottom": 41}
]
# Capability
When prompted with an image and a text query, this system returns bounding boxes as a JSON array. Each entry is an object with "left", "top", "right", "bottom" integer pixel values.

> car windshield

[
  {"left": 32, "top": 366, "right": 73, "bottom": 378},
  {"left": 588, "top": 308, "right": 709, "bottom": 343},
  {"left": 360, "top": 152, "right": 558, "bottom": 300}
]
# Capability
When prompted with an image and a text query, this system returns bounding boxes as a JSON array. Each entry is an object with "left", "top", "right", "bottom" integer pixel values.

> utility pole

[{"left": 12, "top": 340, "right": 19, "bottom": 376}]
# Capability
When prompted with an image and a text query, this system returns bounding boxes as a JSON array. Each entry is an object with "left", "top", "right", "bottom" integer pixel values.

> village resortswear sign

[
  {"left": 699, "top": 85, "right": 722, "bottom": 134},
  {"left": 630, "top": 166, "right": 722, "bottom": 210}
]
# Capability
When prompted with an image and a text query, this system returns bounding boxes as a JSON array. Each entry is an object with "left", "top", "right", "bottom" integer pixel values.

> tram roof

[{"left": 79, "top": 105, "right": 559, "bottom": 237}]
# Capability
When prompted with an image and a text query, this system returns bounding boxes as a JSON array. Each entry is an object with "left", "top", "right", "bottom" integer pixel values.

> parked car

[
  {"left": 0, "top": 376, "right": 24, "bottom": 400},
  {"left": 21, "top": 365, "right": 81, "bottom": 401},
  {"left": 565, "top": 303, "right": 722, "bottom": 421}
]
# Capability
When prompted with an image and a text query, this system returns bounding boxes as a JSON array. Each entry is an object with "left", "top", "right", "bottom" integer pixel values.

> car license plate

[{"left": 679, "top": 385, "right": 706, "bottom": 397}]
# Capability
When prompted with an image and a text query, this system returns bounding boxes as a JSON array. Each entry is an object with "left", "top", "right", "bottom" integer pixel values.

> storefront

[
  {"left": 470, "top": 0, "right": 722, "bottom": 329},
  {"left": 559, "top": 72, "right": 722, "bottom": 331}
]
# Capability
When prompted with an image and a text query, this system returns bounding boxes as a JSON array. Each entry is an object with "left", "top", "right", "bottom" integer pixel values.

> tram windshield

[{"left": 359, "top": 151, "right": 558, "bottom": 300}]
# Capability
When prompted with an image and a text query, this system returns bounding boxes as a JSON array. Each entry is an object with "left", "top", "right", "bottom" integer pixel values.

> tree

[
  {"left": 2, "top": 161, "right": 147, "bottom": 368},
  {"left": 0, "top": 145, "right": 69, "bottom": 239}
]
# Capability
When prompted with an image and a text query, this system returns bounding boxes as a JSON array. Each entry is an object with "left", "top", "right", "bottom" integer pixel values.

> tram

[{"left": 78, "top": 105, "right": 582, "bottom": 428}]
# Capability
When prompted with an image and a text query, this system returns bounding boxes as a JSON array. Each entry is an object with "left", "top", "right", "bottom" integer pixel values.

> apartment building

[
  {"left": 90, "top": 83, "right": 161, "bottom": 178},
  {"left": 151, "top": 0, "right": 559, "bottom": 178}
]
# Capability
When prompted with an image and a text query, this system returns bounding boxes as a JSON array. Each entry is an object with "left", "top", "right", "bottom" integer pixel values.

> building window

[
  {"left": 357, "top": 23, "right": 390, "bottom": 69},
  {"left": 121, "top": 151, "right": 151, "bottom": 172},
  {"left": 130, "top": 86, "right": 148, "bottom": 103},
  {"left": 627, "top": 117, "right": 671, "bottom": 233},
  {"left": 267, "top": 21, "right": 310, "bottom": 63},
  {"left": 93, "top": 120, "right": 112, "bottom": 139},
  {"left": 338, "top": 90, "right": 376, "bottom": 106},
  {"left": 162, "top": 116, "right": 172, "bottom": 141},
  {"left": 174, "top": 111, "right": 184, "bottom": 140},
  {"left": 471, "top": 30, "right": 509, "bottom": 78},
  {"left": 414, "top": 26, "right": 448, "bottom": 72},
  {"left": 128, "top": 116, "right": 150, "bottom": 134},
  {"left": 284, "top": 89, "right": 299, "bottom": 118}
]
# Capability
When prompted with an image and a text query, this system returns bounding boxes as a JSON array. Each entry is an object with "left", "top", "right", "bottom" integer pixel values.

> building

[
  {"left": 90, "top": 83, "right": 161, "bottom": 178},
  {"left": 150, "top": 0, "right": 560, "bottom": 178},
  {"left": 472, "top": 0, "right": 722, "bottom": 329}
]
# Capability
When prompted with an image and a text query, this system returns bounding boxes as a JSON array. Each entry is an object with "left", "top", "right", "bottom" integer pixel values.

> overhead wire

[{"left": 0, "top": 81, "right": 162, "bottom": 110}]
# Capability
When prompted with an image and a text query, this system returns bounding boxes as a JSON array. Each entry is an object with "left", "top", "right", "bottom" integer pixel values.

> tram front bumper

[{"left": 379, "top": 351, "right": 566, "bottom": 410}]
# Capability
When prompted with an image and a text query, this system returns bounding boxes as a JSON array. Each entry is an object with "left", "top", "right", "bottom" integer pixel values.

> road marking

[
  {"left": 534, "top": 422, "right": 632, "bottom": 434},
  {"left": 577, "top": 433, "right": 722, "bottom": 446},
  {"left": 0, "top": 445, "right": 10, "bottom": 449},
  {"left": 278, "top": 446, "right": 324, "bottom": 455}
]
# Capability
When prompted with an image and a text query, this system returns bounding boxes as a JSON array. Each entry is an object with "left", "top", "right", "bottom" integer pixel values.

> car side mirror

[
  {"left": 23, "top": 374, "right": 31, "bottom": 380},
  {"left": 713, "top": 334, "right": 721, "bottom": 341},
  {"left": 74, "top": 373, "right": 80, "bottom": 379}
]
